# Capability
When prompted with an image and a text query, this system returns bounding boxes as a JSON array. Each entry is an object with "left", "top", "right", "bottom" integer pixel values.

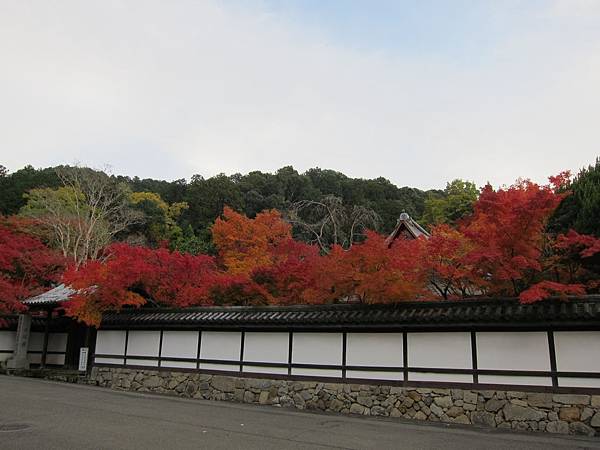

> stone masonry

[{"left": 89, "top": 367, "right": 600, "bottom": 437}]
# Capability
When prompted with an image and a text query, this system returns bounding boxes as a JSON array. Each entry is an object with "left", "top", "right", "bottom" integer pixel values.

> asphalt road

[{"left": 1, "top": 376, "right": 599, "bottom": 450}]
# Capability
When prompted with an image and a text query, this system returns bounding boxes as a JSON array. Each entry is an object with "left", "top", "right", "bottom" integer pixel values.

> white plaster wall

[
  {"left": 199, "top": 331, "right": 241, "bottom": 372},
  {"left": 408, "top": 372, "right": 473, "bottom": 383},
  {"left": 555, "top": 331, "right": 600, "bottom": 372},
  {"left": 126, "top": 331, "right": 160, "bottom": 357},
  {"left": 0, "top": 331, "right": 16, "bottom": 361},
  {"left": 408, "top": 332, "right": 471, "bottom": 369},
  {"left": 96, "top": 330, "right": 127, "bottom": 355},
  {"left": 95, "top": 357, "right": 125, "bottom": 365},
  {"left": 407, "top": 332, "right": 472, "bottom": 383},
  {"left": 346, "top": 333, "right": 403, "bottom": 381},
  {"left": 291, "top": 333, "right": 342, "bottom": 378},
  {"left": 160, "top": 331, "right": 198, "bottom": 368},
  {"left": 554, "top": 331, "right": 600, "bottom": 388},
  {"left": 95, "top": 330, "right": 127, "bottom": 365},
  {"left": 126, "top": 331, "right": 160, "bottom": 367},
  {"left": 559, "top": 377, "right": 600, "bottom": 388},
  {"left": 242, "top": 332, "right": 289, "bottom": 375},
  {"left": 479, "top": 375, "right": 552, "bottom": 386},
  {"left": 477, "top": 332, "right": 550, "bottom": 371},
  {"left": 477, "top": 331, "right": 551, "bottom": 386}
]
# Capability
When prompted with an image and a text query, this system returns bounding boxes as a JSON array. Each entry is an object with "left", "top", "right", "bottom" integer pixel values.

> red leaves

[
  {"left": 555, "top": 230, "right": 600, "bottom": 258},
  {"left": 306, "top": 232, "right": 428, "bottom": 304},
  {"left": 0, "top": 218, "right": 66, "bottom": 315},
  {"left": 64, "top": 243, "right": 217, "bottom": 325},
  {"left": 461, "top": 179, "right": 566, "bottom": 296},
  {"left": 519, "top": 281, "right": 585, "bottom": 304}
]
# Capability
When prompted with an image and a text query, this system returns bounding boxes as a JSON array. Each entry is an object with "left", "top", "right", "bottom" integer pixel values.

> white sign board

[{"left": 78, "top": 347, "right": 89, "bottom": 372}]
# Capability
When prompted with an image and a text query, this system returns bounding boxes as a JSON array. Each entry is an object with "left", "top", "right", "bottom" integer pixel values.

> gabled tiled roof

[
  {"left": 100, "top": 296, "right": 600, "bottom": 331},
  {"left": 22, "top": 284, "right": 75, "bottom": 307},
  {"left": 385, "top": 213, "right": 430, "bottom": 245}
]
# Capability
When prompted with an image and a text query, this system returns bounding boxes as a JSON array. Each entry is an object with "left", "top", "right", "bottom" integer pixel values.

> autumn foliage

[
  {"left": 0, "top": 217, "right": 66, "bottom": 315},
  {"left": 63, "top": 243, "right": 216, "bottom": 325},
  {"left": 3, "top": 171, "right": 600, "bottom": 326}
]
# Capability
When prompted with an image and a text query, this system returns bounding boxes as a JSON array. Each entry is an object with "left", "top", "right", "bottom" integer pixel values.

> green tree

[
  {"left": 129, "top": 192, "right": 188, "bottom": 246},
  {"left": 549, "top": 158, "right": 600, "bottom": 237},
  {"left": 422, "top": 179, "right": 478, "bottom": 226}
]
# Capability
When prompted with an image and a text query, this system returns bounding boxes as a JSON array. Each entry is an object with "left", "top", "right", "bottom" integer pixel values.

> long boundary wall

[
  {"left": 92, "top": 329, "right": 600, "bottom": 390},
  {"left": 0, "top": 330, "right": 68, "bottom": 366}
]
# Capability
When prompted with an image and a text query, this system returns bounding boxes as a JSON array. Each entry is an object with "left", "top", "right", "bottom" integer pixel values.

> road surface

[{"left": 1, "top": 375, "right": 599, "bottom": 449}]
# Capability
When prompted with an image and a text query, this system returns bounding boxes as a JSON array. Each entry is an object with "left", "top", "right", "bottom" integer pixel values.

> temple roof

[
  {"left": 22, "top": 284, "right": 76, "bottom": 308},
  {"left": 385, "top": 213, "right": 430, "bottom": 246}
]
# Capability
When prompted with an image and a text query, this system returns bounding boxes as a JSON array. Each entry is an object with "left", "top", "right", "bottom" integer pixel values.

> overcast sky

[{"left": 1, "top": 0, "right": 599, "bottom": 189}]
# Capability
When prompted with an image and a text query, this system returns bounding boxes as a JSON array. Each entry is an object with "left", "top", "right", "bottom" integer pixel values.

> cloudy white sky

[{"left": 1, "top": 0, "right": 599, "bottom": 189}]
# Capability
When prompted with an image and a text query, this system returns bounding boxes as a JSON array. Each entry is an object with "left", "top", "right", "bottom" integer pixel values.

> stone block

[
  {"left": 430, "top": 404, "right": 443, "bottom": 417},
  {"left": 446, "top": 406, "right": 464, "bottom": 418},
  {"left": 503, "top": 404, "right": 545, "bottom": 422},
  {"left": 357, "top": 395, "right": 373, "bottom": 408},
  {"left": 350, "top": 403, "right": 365, "bottom": 415},
  {"left": 559, "top": 407, "right": 580, "bottom": 422},
  {"left": 546, "top": 421, "right": 569, "bottom": 434},
  {"left": 581, "top": 407, "right": 594, "bottom": 422},
  {"left": 408, "top": 391, "right": 422, "bottom": 402},
  {"left": 371, "top": 406, "right": 386, "bottom": 416},
  {"left": 211, "top": 377, "right": 236, "bottom": 393},
  {"left": 485, "top": 399, "right": 506, "bottom": 412},
  {"left": 527, "top": 393, "right": 553, "bottom": 409},
  {"left": 591, "top": 413, "right": 600, "bottom": 428},
  {"left": 453, "top": 415, "right": 470, "bottom": 424},
  {"left": 591, "top": 395, "right": 600, "bottom": 408},
  {"left": 552, "top": 394, "right": 590, "bottom": 405},
  {"left": 463, "top": 391, "right": 478, "bottom": 405},
  {"left": 143, "top": 376, "right": 161, "bottom": 389},
  {"left": 471, "top": 411, "right": 496, "bottom": 428},
  {"left": 259, "top": 391, "right": 270, "bottom": 404},
  {"left": 414, "top": 411, "right": 427, "bottom": 420},
  {"left": 434, "top": 396, "right": 453, "bottom": 409},
  {"left": 390, "top": 408, "right": 402, "bottom": 417},
  {"left": 569, "top": 422, "right": 595, "bottom": 436}
]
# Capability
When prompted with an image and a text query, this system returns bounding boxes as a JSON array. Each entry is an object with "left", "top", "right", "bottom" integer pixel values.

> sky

[{"left": 1, "top": 0, "right": 599, "bottom": 189}]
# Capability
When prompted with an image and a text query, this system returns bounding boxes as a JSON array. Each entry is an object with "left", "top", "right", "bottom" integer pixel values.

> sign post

[{"left": 78, "top": 347, "right": 89, "bottom": 372}]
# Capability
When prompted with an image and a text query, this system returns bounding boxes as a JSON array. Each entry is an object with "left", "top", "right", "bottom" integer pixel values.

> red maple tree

[
  {"left": 0, "top": 217, "right": 66, "bottom": 316},
  {"left": 64, "top": 243, "right": 217, "bottom": 325}
]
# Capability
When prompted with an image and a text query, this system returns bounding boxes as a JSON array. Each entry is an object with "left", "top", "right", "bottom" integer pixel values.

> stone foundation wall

[{"left": 89, "top": 366, "right": 600, "bottom": 437}]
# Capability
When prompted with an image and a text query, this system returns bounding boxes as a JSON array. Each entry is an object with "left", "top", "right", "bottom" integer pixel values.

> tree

[
  {"left": 305, "top": 232, "right": 427, "bottom": 304},
  {"left": 0, "top": 165, "right": 60, "bottom": 215},
  {"left": 129, "top": 191, "right": 188, "bottom": 246},
  {"left": 20, "top": 166, "right": 142, "bottom": 268},
  {"left": 210, "top": 207, "right": 319, "bottom": 306},
  {"left": 286, "top": 195, "right": 380, "bottom": 252},
  {"left": 0, "top": 218, "right": 66, "bottom": 315},
  {"left": 549, "top": 158, "right": 600, "bottom": 237},
  {"left": 212, "top": 207, "right": 292, "bottom": 275},
  {"left": 419, "top": 224, "right": 479, "bottom": 299},
  {"left": 461, "top": 179, "right": 567, "bottom": 297},
  {"left": 63, "top": 243, "right": 217, "bottom": 325},
  {"left": 422, "top": 179, "right": 478, "bottom": 227}
]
